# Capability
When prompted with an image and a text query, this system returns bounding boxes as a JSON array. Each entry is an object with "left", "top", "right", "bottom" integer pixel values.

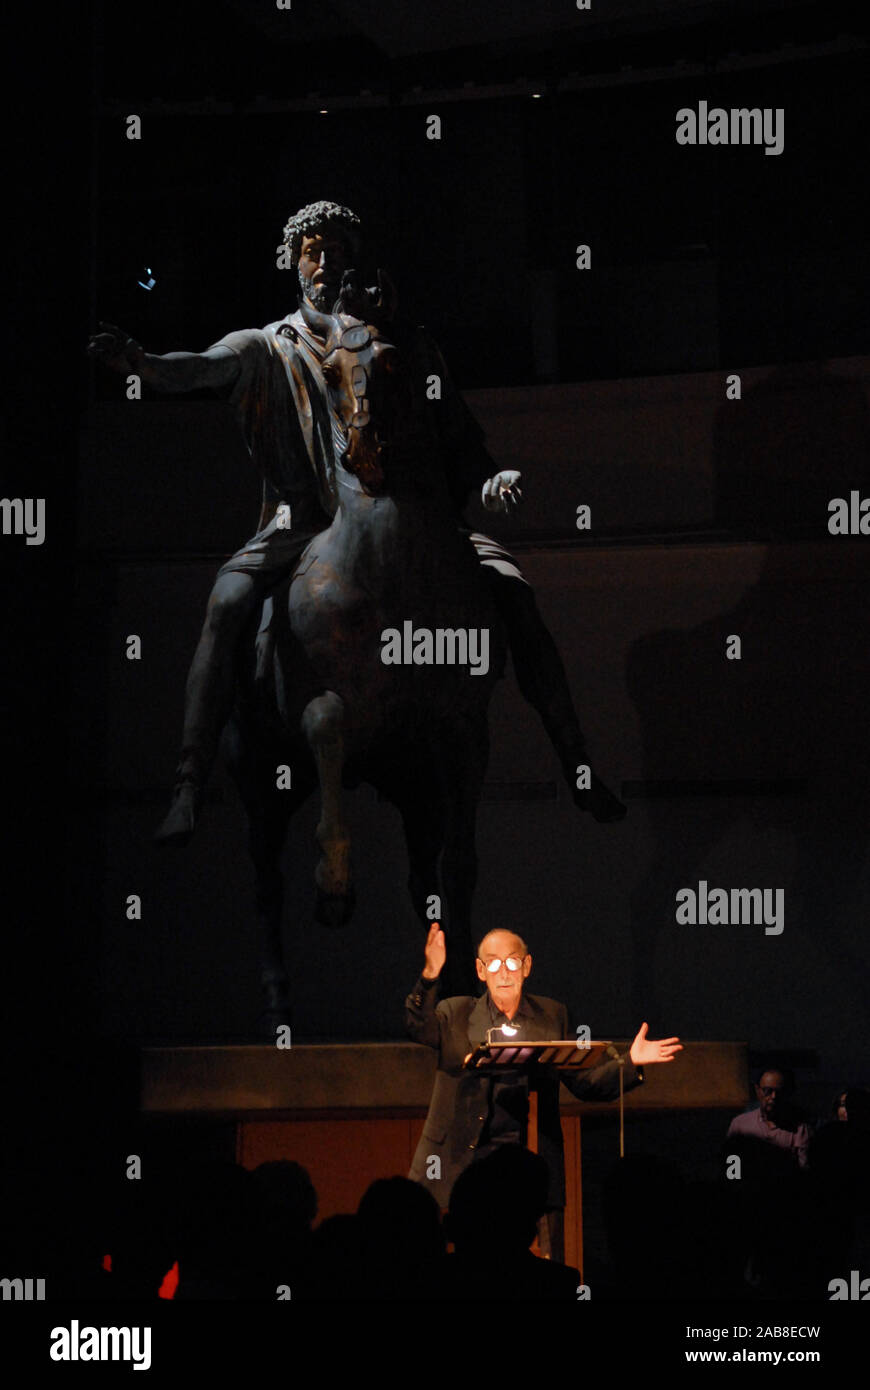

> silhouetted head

[
  {"left": 843, "top": 1087, "right": 870, "bottom": 1131},
  {"left": 357, "top": 1177, "right": 444, "bottom": 1264},
  {"left": 447, "top": 1147, "right": 548, "bottom": 1256},
  {"left": 252, "top": 1159, "right": 318, "bottom": 1234}
]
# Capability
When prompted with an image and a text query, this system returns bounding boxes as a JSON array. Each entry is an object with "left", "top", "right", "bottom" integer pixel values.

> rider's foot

[
  {"left": 154, "top": 780, "right": 201, "bottom": 847},
  {"left": 573, "top": 771, "right": 627, "bottom": 823}
]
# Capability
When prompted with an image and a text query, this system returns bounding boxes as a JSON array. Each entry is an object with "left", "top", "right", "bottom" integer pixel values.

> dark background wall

[
  {"left": 75, "top": 380, "right": 870, "bottom": 1101},
  {"left": 5, "top": 1, "right": 869, "bottom": 1120}
]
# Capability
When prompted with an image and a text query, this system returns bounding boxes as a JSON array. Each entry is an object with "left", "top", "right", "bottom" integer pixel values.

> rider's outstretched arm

[
  {"left": 140, "top": 347, "right": 240, "bottom": 393},
  {"left": 87, "top": 321, "right": 240, "bottom": 393}
]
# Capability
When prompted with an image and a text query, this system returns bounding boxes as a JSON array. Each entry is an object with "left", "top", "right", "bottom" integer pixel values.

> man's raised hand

[
  {"left": 87, "top": 321, "right": 145, "bottom": 375},
  {"left": 629, "top": 1022, "right": 683, "bottom": 1067},
  {"left": 422, "top": 922, "right": 446, "bottom": 980}
]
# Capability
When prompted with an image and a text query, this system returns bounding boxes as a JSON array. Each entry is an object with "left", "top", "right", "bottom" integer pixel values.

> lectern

[{"left": 464, "top": 1036, "right": 628, "bottom": 1268}]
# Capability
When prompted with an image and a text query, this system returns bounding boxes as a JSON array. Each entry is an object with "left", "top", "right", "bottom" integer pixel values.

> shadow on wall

[{"left": 626, "top": 361, "right": 870, "bottom": 1025}]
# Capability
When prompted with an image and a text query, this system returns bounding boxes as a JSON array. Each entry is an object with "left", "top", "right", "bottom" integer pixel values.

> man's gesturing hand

[
  {"left": 629, "top": 1022, "right": 683, "bottom": 1066},
  {"left": 482, "top": 470, "right": 523, "bottom": 513},
  {"left": 422, "top": 922, "right": 446, "bottom": 980},
  {"left": 87, "top": 321, "right": 146, "bottom": 375}
]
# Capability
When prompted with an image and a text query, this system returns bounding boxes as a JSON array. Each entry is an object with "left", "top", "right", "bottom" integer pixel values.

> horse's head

[{"left": 299, "top": 270, "right": 407, "bottom": 493}]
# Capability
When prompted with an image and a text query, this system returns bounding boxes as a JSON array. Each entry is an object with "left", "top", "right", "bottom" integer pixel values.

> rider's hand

[
  {"left": 87, "top": 322, "right": 146, "bottom": 375},
  {"left": 482, "top": 470, "right": 523, "bottom": 513},
  {"left": 422, "top": 922, "right": 446, "bottom": 980}
]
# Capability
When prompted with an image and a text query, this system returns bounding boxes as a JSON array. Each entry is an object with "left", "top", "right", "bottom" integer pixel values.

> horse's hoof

[{"left": 315, "top": 886, "right": 356, "bottom": 928}]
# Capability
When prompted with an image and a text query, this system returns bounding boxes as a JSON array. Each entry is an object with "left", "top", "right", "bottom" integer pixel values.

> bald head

[
  {"left": 475, "top": 929, "right": 532, "bottom": 1021},
  {"left": 477, "top": 929, "right": 528, "bottom": 958}
]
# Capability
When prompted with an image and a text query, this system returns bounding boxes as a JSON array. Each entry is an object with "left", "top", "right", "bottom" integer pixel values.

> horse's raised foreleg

[
  {"left": 302, "top": 691, "right": 355, "bottom": 927},
  {"left": 397, "top": 769, "right": 446, "bottom": 925}
]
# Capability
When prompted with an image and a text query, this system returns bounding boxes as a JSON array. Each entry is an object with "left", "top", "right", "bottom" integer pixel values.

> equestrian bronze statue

[{"left": 88, "top": 200, "right": 624, "bottom": 1023}]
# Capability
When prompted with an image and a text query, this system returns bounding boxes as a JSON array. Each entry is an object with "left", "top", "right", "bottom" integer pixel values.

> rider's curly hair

[{"left": 278, "top": 200, "right": 362, "bottom": 268}]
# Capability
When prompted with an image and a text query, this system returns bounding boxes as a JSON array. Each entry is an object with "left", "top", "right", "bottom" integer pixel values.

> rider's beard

[{"left": 298, "top": 270, "right": 340, "bottom": 311}]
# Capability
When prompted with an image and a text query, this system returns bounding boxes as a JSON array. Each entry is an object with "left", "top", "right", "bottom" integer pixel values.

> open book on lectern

[{"left": 463, "top": 1041, "right": 616, "bottom": 1072}]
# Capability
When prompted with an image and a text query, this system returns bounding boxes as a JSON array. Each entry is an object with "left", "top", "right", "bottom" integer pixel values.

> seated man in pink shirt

[{"left": 727, "top": 1067, "right": 810, "bottom": 1169}]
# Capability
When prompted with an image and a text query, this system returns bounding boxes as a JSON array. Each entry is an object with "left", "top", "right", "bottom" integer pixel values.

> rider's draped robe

[{"left": 209, "top": 310, "right": 525, "bottom": 586}]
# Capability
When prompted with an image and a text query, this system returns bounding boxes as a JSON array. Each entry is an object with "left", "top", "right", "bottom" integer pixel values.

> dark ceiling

[
  {"left": 98, "top": 0, "right": 865, "bottom": 104},
  {"left": 227, "top": 0, "right": 829, "bottom": 56}
]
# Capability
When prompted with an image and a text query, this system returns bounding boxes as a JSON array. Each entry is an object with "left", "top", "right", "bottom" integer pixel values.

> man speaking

[{"left": 406, "top": 924, "right": 682, "bottom": 1259}]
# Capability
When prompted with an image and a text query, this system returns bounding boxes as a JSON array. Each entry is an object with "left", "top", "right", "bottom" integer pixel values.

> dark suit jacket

[{"left": 406, "top": 978, "right": 643, "bottom": 1208}]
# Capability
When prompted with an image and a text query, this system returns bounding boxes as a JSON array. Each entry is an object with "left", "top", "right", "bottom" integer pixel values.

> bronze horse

[{"left": 224, "top": 281, "right": 507, "bottom": 1028}]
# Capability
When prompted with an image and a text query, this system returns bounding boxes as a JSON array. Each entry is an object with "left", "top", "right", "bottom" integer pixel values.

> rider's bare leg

[{"left": 155, "top": 570, "right": 260, "bottom": 846}]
